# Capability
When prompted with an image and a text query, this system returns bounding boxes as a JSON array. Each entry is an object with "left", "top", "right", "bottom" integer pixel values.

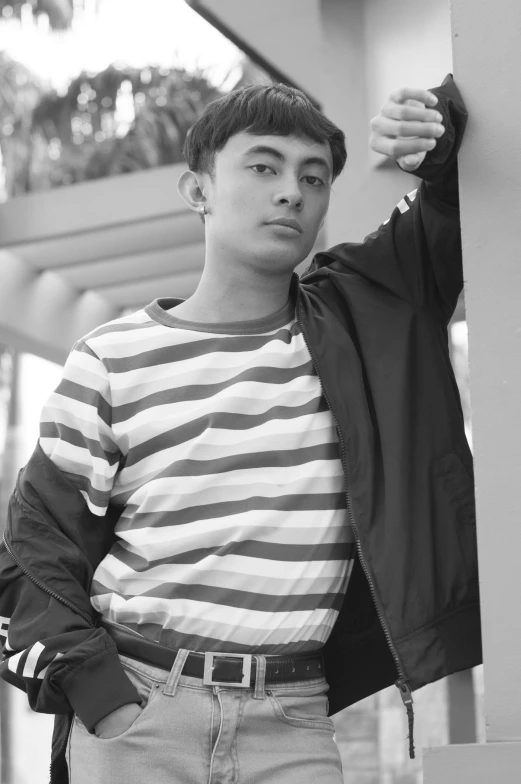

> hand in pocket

[{"left": 94, "top": 703, "right": 143, "bottom": 739}]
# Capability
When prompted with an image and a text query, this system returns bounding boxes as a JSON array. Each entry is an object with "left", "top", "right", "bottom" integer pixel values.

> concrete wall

[
  {"left": 319, "top": 0, "right": 453, "bottom": 247},
  {"left": 364, "top": 0, "right": 453, "bottom": 120},
  {"left": 189, "top": 0, "right": 323, "bottom": 101},
  {"left": 364, "top": 0, "right": 453, "bottom": 169}
]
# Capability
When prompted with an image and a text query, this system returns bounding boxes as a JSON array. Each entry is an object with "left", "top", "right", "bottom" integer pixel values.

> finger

[
  {"left": 372, "top": 116, "right": 445, "bottom": 139},
  {"left": 371, "top": 135, "right": 437, "bottom": 158},
  {"left": 380, "top": 100, "right": 443, "bottom": 124},
  {"left": 399, "top": 153, "right": 423, "bottom": 169},
  {"left": 398, "top": 161, "right": 421, "bottom": 173},
  {"left": 389, "top": 87, "right": 439, "bottom": 106}
]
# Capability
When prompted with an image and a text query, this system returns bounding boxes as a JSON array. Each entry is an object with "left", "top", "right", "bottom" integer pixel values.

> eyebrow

[{"left": 242, "top": 144, "right": 332, "bottom": 176}]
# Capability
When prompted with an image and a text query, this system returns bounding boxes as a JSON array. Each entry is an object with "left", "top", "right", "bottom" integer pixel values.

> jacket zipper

[{"left": 296, "top": 288, "right": 416, "bottom": 759}]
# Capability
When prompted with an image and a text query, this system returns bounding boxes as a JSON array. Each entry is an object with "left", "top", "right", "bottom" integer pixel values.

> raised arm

[{"left": 305, "top": 74, "right": 468, "bottom": 325}]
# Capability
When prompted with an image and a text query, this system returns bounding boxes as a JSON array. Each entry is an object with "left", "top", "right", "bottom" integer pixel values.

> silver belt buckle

[{"left": 203, "top": 652, "right": 252, "bottom": 688}]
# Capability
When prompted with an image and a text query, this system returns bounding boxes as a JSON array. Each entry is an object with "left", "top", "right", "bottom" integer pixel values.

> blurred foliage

[
  {"left": 0, "top": 52, "right": 271, "bottom": 197},
  {"left": 0, "top": 52, "right": 47, "bottom": 196},
  {"left": 0, "top": 0, "right": 74, "bottom": 30}
]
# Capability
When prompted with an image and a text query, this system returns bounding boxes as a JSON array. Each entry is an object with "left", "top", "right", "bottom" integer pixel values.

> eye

[
  {"left": 249, "top": 165, "right": 325, "bottom": 186},
  {"left": 250, "top": 164, "right": 274, "bottom": 174}
]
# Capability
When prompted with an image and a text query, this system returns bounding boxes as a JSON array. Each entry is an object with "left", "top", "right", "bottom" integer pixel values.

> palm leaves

[
  {"left": 0, "top": 1, "right": 74, "bottom": 30},
  {"left": 0, "top": 52, "right": 46, "bottom": 196},
  {"left": 0, "top": 54, "right": 271, "bottom": 196}
]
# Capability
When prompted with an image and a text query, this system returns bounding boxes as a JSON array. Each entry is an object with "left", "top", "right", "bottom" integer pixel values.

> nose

[{"left": 274, "top": 179, "right": 304, "bottom": 210}]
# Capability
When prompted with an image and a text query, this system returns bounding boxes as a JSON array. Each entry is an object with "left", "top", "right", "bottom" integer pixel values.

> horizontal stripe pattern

[{"left": 40, "top": 300, "right": 354, "bottom": 653}]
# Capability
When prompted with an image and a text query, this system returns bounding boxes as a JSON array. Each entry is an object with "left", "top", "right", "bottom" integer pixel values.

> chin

[{"left": 258, "top": 247, "right": 305, "bottom": 268}]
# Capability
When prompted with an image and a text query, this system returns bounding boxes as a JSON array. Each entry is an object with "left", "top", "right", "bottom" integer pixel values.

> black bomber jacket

[{"left": 0, "top": 74, "right": 481, "bottom": 783}]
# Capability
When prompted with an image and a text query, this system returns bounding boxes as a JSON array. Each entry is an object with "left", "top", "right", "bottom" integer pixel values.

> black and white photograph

[{"left": 0, "top": 1, "right": 518, "bottom": 783}]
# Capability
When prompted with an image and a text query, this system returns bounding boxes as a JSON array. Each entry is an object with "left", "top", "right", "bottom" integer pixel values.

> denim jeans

[{"left": 67, "top": 652, "right": 344, "bottom": 783}]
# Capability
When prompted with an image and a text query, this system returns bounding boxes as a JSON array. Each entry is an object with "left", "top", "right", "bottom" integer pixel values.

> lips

[{"left": 266, "top": 218, "right": 303, "bottom": 233}]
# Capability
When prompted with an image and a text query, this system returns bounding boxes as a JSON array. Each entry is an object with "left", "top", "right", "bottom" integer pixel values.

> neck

[{"left": 171, "top": 263, "right": 295, "bottom": 324}]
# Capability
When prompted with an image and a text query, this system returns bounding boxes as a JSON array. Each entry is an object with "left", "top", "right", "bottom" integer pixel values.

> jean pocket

[
  {"left": 267, "top": 679, "right": 335, "bottom": 731},
  {"left": 86, "top": 662, "right": 162, "bottom": 742}
]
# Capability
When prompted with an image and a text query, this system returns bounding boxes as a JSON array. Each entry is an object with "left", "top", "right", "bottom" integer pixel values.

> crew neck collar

[{"left": 144, "top": 272, "right": 300, "bottom": 335}]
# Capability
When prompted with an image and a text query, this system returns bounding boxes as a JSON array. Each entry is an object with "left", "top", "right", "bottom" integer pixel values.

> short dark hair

[{"left": 183, "top": 83, "right": 347, "bottom": 182}]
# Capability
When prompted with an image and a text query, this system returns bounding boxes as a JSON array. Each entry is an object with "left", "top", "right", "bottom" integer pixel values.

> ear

[{"left": 177, "top": 170, "right": 208, "bottom": 214}]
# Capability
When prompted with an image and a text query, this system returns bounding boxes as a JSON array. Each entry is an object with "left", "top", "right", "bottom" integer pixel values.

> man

[{"left": 0, "top": 73, "right": 480, "bottom": 784}]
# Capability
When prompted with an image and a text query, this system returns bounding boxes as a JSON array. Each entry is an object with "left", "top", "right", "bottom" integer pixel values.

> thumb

[{"left": 398, "top": 152, "right": 425, "bottom": 172}]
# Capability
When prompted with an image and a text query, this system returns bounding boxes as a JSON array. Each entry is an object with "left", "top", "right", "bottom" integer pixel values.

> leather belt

[{"left": 102, "top": 621, "right": 326, "bottom": 688}]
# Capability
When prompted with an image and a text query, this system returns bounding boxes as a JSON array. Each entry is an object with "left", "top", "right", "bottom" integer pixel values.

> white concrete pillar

[{"left": 424, "top": 0, "right": 521, "bottom": 778}]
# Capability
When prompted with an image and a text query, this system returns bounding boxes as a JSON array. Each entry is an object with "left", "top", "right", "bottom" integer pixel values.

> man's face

[{"left": 203, "top": 131, "right": 333, "bottom": 273}]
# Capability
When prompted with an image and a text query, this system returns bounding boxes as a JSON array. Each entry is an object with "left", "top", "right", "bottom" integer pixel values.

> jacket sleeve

[
  {"left": 0, "top": 340, "right": 141, "bottom": 733},
  {"left": 305, "top": 73, "right": 469, "bottom": 326}
]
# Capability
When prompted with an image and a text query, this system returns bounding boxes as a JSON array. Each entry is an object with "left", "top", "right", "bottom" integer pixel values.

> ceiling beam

[
  {"left": 0, "top": 163, "right": 190, "bottom": 248},
  {"left": 0, "top": 252, "right": 119, "bottom": 365},
  {"left": 12, "top": 212, "right": 204, "bottom": 273},
  {"left": 56, "top": 243, "right": 206, "bottom": 291}
]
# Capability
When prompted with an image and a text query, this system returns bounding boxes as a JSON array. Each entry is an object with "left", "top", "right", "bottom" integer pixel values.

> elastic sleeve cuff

[
  {"left": 404, "top": 73, "right": 468, "bottom": 184},
  {"left": 62, "top": 650, "right": 141, "bottom": 733}
]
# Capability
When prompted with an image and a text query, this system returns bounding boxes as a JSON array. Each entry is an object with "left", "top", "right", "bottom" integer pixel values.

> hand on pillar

[{"left": 369, "top": 87, "right": 446, "bottom": 172}]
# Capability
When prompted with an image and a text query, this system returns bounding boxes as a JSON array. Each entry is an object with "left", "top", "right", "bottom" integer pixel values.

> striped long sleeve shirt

[{"left": 39, "top": 295, "right": 355, "bottom": 654}]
